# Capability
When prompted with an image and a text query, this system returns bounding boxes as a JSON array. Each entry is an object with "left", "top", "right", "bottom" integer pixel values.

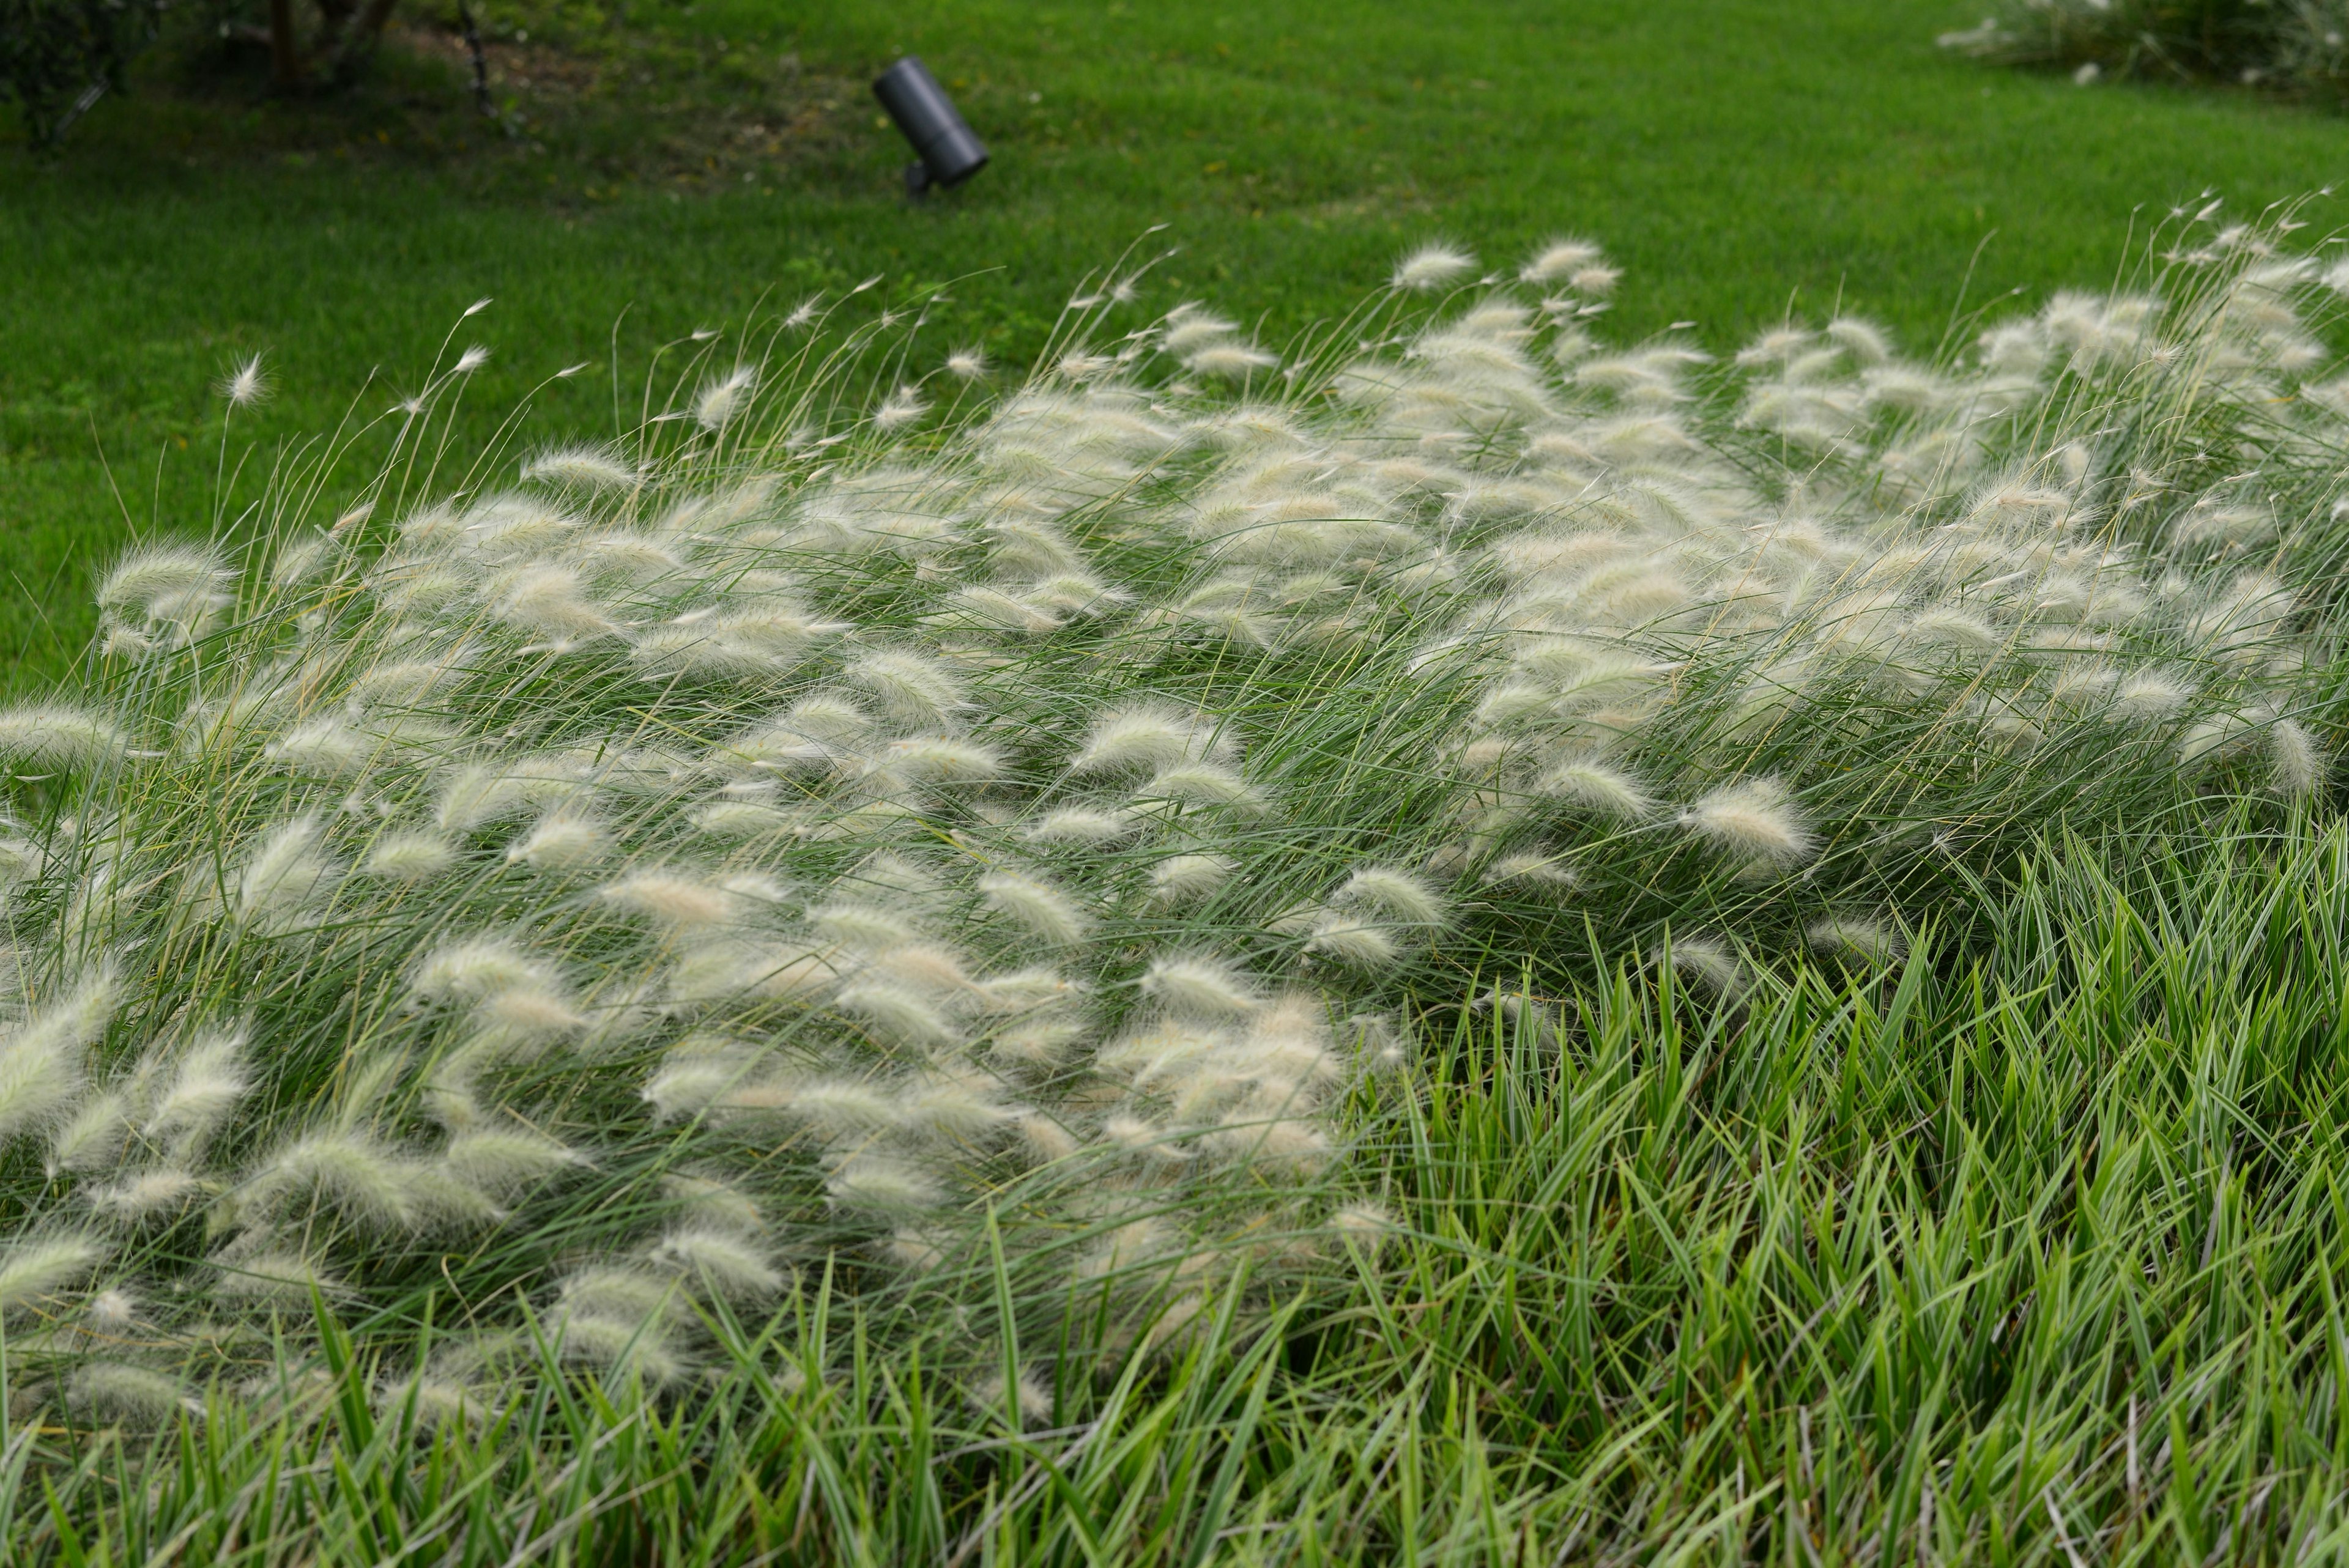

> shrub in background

[
  {"left": 0, "top": 0, "right": 169, "bottom": 144},
  {"left": 1943, "top": 0, "right": 2349, "bottom": 98}
]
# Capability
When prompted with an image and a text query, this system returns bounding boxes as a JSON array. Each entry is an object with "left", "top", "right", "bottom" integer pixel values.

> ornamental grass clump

[{"left": 0, "top": 205, "right": 2340, "bottom": 1429}]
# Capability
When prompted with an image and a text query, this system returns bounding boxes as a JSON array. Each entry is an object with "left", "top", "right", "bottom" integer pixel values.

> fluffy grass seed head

[
  {"left": 1680, "top": 778, "right": 1814, "bottom": 871},
  {"left": 1806, "top": 916, "right": 1908, "bottom": 967},
  {"left": 978, "top": 869, "right": 1091, "bottom": 945},
  {"left": 0, "top": 704, "right": 127, "bottom": 774},
  {"left": 601, "top": 872, "right": 744, "bottom": 929},
  {"left": 845, "top": 651, "right": 966, "bottom": 725},
  {"left": 0, "top": 964, "right": 121, "bottom": 1143},
  {"left": 2271, "top": 718, "right": 2326, "bottom": 798},
  {"left": 1520, "top": 238, "right": 1606, "bottom": 285},
  {"left": 361, "top": 830, "right": 458, "bottom": 882},
  {"left": 648, "top": 1227, "right": 785, "bottom": 1300},
  {"left": 218, "top": 353, "right": 271, "bottom": 407},
  {"left": 47, "top": 1093, "right": 130, "bottom": 1177},
  {"left": 508, "top": 813, "right": 611, "bottom": 871},
  {"left": 1070, "top": 705, "right": 1221, "bottom": 775},
  {"left": 874, "top": 386, "right": 930, "bottom": 431},
  {"left": 1025, "top": 807, "right": 1138, "bottom": 845},
  {"left": 1330, "top": 1202, "right": 1395, "bottom": 1257},
  {"left": 522, "top": 445, "right": 639, "bottom": 492},
  {"left": 1335, "top": 867, "right": 1448, "bottom": 926},
  {"left": 411, "top": 934, "right": 556, "bottom": 1004},
  {"left": 144, "top": 1028, "right": 250, "bottom": 1157},
  {"left": 1304, "top": 915, "right": 1401, "bottom": 967},
  {"left": 1149, "top": 852, "right": 1235, "bottom": 904},
  {"left": 1141, "top": 955, "right": 1260, "bottom": 1019},
  {"left": 971, "top": 1368, "right": 1055, "bottom": 1426},
  {"left": 696, "top": 366, "right": 757, "bottom": 431},
  {"left": 1537, "top": 760, "right": 1652, "bottom": 820},
  {"left": 1393, "top": 243, "right": 1477, "bottom": 292},
  {"left": 97, "top": 545, "right": 229, "bottom": 619},
  {"left": 67, "top": 1363, "right": 200, "bottom": 1425},
  {"left": 443, "top": 1129, "right": 583, "bottom": 1197},
  {"left": 1186, "top": 342, "right": 1280, "bottom": 379},
  {"left": 0, "top": 1232, "right": 107, "bottom": 1314},
  {"left": 1660, "top": 934, "right": 1748, "bottom": 1001},
  {"left": 231, "top": 814, "right": 338, "bottom": 926}
]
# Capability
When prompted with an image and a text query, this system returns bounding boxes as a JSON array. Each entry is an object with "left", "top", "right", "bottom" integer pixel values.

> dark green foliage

[
  {"left": 0, "top": 0, "right": 168, "bottom": 143},
  {"left": 1945, "top": 0, "right": 2349, "bottom": 100}
]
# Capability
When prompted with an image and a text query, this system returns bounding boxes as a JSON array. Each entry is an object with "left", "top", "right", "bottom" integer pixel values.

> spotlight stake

[{"left": 873, "top": 56, "right": 989, "bottom": 198}]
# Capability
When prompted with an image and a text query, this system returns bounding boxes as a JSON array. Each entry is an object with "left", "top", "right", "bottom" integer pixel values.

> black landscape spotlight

[{"left": 873, "top": 56, "right": 989, "bottom": 197}]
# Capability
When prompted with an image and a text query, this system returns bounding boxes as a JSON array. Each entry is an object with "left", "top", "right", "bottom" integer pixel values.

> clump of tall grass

[
  {"left": 1942, "top": 0, "right": 2349, "bottom": 98},
  {"left": 0, "top": 205, "right": 2339, "bottom": 1432}
]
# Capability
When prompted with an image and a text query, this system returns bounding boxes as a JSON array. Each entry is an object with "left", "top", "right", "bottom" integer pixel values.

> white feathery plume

[
  {"left": 410, "top": 934, "right": 559, "bottom": 1004},
  {"left": 1661, "top": 936, "right": 1748, "bottom": 1000},
  {"left": 696, "top": 366, "right": 757, "bottom": 431},
  {"left": 1392, "top": 243, "right": 1477, "bottom": 291},
  {"left": 246, "top": 1131, "right": 420, "bottom": 1232},
  {"left": 1136, "top": 761, "right": 1263, "bottom": 813},
  {"left": 231, "top": 814, "right": 339, "bottom": 926},
  {"left": 1149, "top": 853, "right": 1235, "bottom": 904},
  {"left": 522, "top": 445, "right": 639, "bottom": 492},
  {"left": 360, "top": 830, "right": 458, "bottom": 882},
  {"left": 0, "top": 964, "right": 120, "bottom": 1144},
  {"left": 98, "top": 545, "right": 230, "bottom": 619},
  {"left": 844, "top": 651, "right": 967, "bottom": 725},
  {"left": 600, "top": 872, "right": 743, "bottom": 929},
  {"left": 144, "top": 1027, "right": 250, "bottom": 1158},
  {"left": 443, "top": 1128, "right": 582, "bottom": 1197},
  {"left": 1141, "top": 955, "right": 1260, "bottom": 1018},
  {"left": 1331, "top": 1202, "right": 1393, "bottom": 1256},
  {"left": 2112, "top": 671, "right": 2196, "bottom": 723},
  {"left": 0, "top": 704, "right": 128, "bottom": 774},
  {"left": 1186, "top": 342, "right": 1279, "bottom": 379},
  {"left": 508, "top": 812, "right": 611, "bottom": 871},
  {"left": 434, "top": 764, "right": 530, "bottom": 832},
  {"left": 825, "top": 1154, "right": 940, "bottom": 1212},
  {"left": 1025, "top": 807, "right": 1140, "bottom": 845},
  {"left": 971, "top": 1368, "right": 1055, "bottom": 1426},
  {"left": 648, "top": 1227, "right": 785, "bottom": 1300},
  {"left": 1806, "top": 917, "right": 1908, "bottom": 967},
  {"left": 1304, "top": 915, "right": 1400, "bottom": 967},
  {"left": 47, "top": 1092, "right": 130, "bottom": 1176},
  {"left": 0, "top": 1232, "right": 108, "bottom": 1312},
  {"left": 1680, "top": 778, "right": 1814, "bottom": 870},
  {"left": 2271, "top": 719, "right": 2326, "bottom": 798},
  {"left": 265, "top": 717, "right": 369, "bottom": 777},
  {"left": 807, "top": 901, "right": 921, "bottom": 952},
  {"left": 87, "top": 1169, "right": 204, "bottom": 1222},
  {"left": 835, "top": 981, "right": 960, "bottom": 1048},
  {"left": 1520, "top": 238, "right": 1606, "bottom": 284},
  {"left": 67, "top": 1363, "right": 201, "bottom": 1424},
  {"left": 218, "top": 353, "right": 272, "bottom": 407},
  {"left": 1335, "top": 867, "right": 1448, "bottom": 926},
  {"left": 1537, "top": 760, "right": 1652, "bottom": 820},
  {"left": 874, "top": 386, "right": 930, "bottom": 430},
  {"left": 877, "top": 736, "right": 1004, "bottom": 783},
  {"left": 978, "top": 869, "right": 1090, "bottom": 945},
  {"left": 1070, "top": 705, "right": 1221, "bottom": 774}
]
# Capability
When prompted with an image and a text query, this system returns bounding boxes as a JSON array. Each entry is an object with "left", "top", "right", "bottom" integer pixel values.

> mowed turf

[{"left": 4, "top": 0, "right": 2347, "bottom": 683}]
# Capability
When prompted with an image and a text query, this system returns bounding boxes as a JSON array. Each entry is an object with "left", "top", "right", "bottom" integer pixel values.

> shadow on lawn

[{"left": 9, "top": 5, "right": 881, "bottom": 203}]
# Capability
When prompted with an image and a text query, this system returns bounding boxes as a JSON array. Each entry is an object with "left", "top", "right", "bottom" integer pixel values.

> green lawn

[{"left": 7, "top": 0, "right": 2349, "bottom": 682}]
